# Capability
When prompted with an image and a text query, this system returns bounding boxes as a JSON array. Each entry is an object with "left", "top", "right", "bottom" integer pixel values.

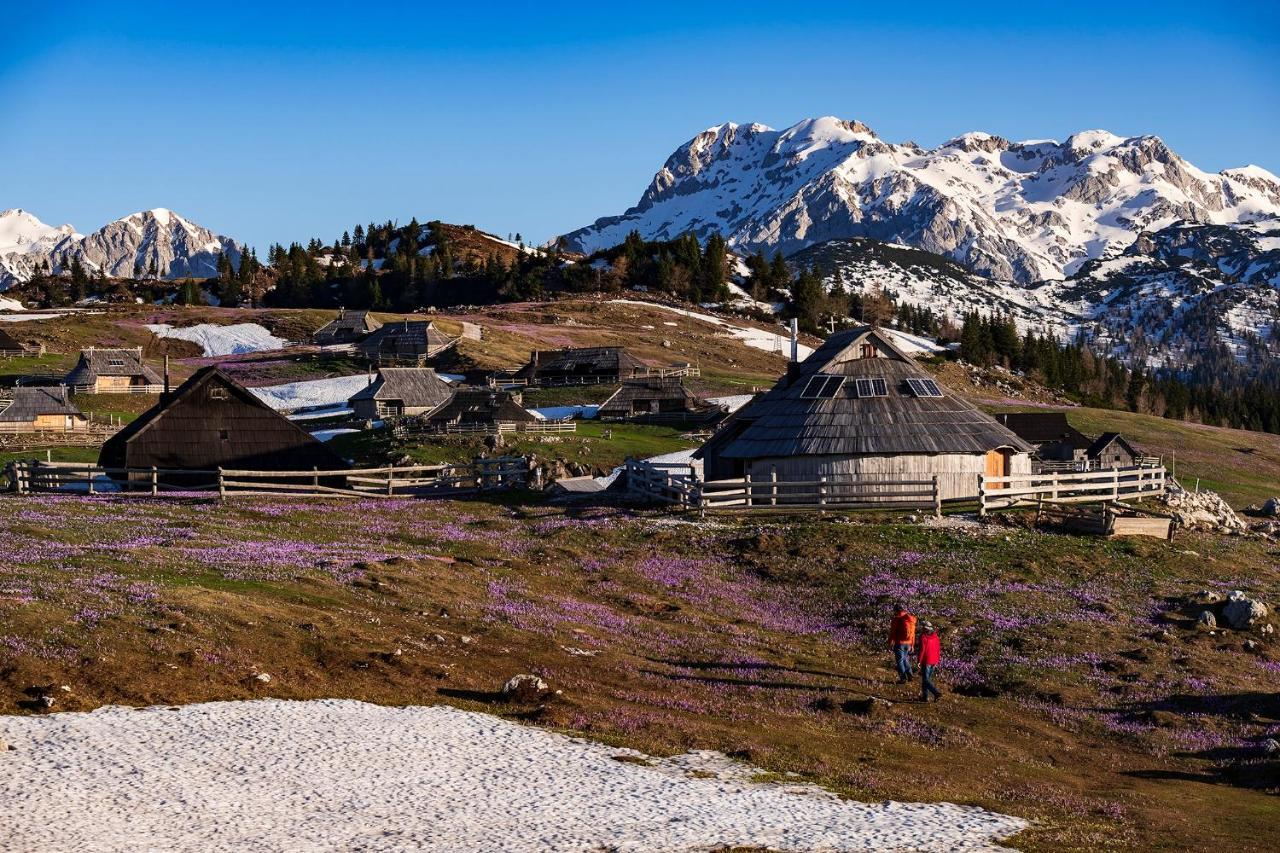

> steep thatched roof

[
  {"left": 517, "top": 347, "right": 643, "bottom": 380},
  {"left": 358, "top": 320, "right": 456, "bottom": 359},
  {"left": 425, "top": 390, "right": 537, "bottom": 425},
  {"left": 598, "top": 376, "right": 712, "bottom": 417},
  {"left": 0, "top": 386, "right": 84, "bottom": 422},
  {"left": 349, "top": 368, "right": 453, "bottom": 408},
  {"left": 314, "top": 309, "right": 382, "bottom": 342},
  {"left": 700, "top": 327, "right": 1034, "bottom": 460},
  {"left": 64, "top": 348, "right": 162, "bottom": 386},
  {"left": 995, "top": 412, "right": 1091, "bottom": 449}
]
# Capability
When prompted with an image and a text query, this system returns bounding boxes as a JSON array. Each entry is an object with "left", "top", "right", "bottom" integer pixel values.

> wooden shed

[
  {"left": 598, "top": 376, "right": 717, "bottom": 421},
  {"left": 0, "top": 386, "right": 88, "bottom": 432},
  {"left": 514, "top": 346, "right": 643, "bottom": 386},
  {"left": 0, "top": 328, "right": 38, "bottom": 355},
  {"left": 64, "top": 348, "right": 163, "bottom": 394},
  {"left": 313, "top": 309, "right": 383, "bottom": 346},
  {"left": 99, "top": 367, "right": 347, "bottom": 483},
  {"left": 349, "top": 367, "right": 454, "bottom": 419},
  {"left": 357, "top": 320, "right": 457, "bottom": 365},
  {"left": 696, "top": 326, "right": 1034, "bottom": 501},
  {"left": 1088, "top": 432, "right": 1140, "bottom": 469},
  {"left": 423, "top": 389, "right": 537, "bottom": 432}
]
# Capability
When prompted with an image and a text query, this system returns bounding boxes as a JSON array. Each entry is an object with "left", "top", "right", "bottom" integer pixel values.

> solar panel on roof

[
  {"left": 905, "top": 378, "right": 944, "bottom": 398},
  {"left": 854, "top": 377, "right": 888, "bottom": 398},
  {"left": 800, "top": 374, "right": 845, "bottom": 399}
]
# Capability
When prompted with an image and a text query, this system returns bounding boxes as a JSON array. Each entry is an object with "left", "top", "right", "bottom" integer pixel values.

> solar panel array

[
  {"left": 905, "top": 378, "right": 944, "bottom": 398},
  {"left": 800, "top": 374, "right": 845, "bottom": 399},
  {"left": 854, "top": 377, "right": 888, "bottom": 398}
]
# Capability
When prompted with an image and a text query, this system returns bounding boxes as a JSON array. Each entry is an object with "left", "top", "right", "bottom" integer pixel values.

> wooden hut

[
  {"left": 422, "top": 389, "right": 537, "bottom": 432},
  {"left": 64, "top": 348, "right": 163, "bottom": 394},
  {"left": 349, "top": 367, "right": 454, "bottom": 419},
  {"left": 313, "top": 309, "right": 383, "bottom": 346},
  {"left": 994, "top": 412, "right": 1091, "bottom": 464},
  {"left": 597, "top": 377, "right": 717, "bottom": 422},
  {"left": 514, "top": 346, "right": 643, "bottom": 386},
  {"left": 696, "top": 326, "right": 1034, "bottom": 501},
  {"left": 0, "top": 386, "right": 88, "bottom": 432},
  {"left": 99, "top": 367, "right": 346, "bottom": 483},
  {"left": 1088, "top": 432, "right": 1140, "bottom": 469},
  {"left": 357, "top": 320, "right": 457, "bottom": 365}
]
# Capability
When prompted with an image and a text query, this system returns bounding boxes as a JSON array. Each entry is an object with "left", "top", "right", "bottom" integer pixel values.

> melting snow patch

[
  {"left": 147, "top": 323, "right": 288, "bottom": 356},
  {"left": 251, "top": 375, "right": 372, "bottom": 413},
  {"left": 610, "top": 299, "right": 812, "bottom": 359},
  {"left": 0, "top": 699, "right": 1026, "bottom": 852}
]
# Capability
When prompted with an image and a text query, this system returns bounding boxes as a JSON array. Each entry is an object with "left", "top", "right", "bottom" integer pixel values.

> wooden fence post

[
  {"left": 150, "top": 466, "right": 158, "bottom": 496},
  {"left": 770, "top": 465, "right": 777, "bottom": 507},
  {"left": 86, "top": 464, "right": 95, "bottom": 495},
  {"left": 932, "top": 474, "right": 941, "bottom": 519},
  {"left": 217, "top": 467, "right": 225, "bottom": 501},
  {"left": 818, "top": 475, "right": 827, "bottom": 511},
  {"left": 312, "top": 466, "right": 319, "bottom": 491},
  {"left": 386, "top": 467, "right": 394, "bottom": 496},
  {"left": 977, "top": 474, "right": 987, "bottom": 518}
]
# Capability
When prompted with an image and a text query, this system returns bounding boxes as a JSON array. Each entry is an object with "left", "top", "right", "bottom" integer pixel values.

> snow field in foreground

[
  {"left": 0, "top": 699, "right": 1026, "bottom": 852},
  {"left": 146, "top": 323, "right": 288, "bottom": 356}
]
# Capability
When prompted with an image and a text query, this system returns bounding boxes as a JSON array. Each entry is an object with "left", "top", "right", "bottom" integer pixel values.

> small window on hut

[
  {"left": 854, "top": 377, "right": 889, "bottom": 398},
  {"left": 800, "top": 374, "right": 844, "bottom": 399},
  {"left": 218, "top": 429, "right": 230, "bottom": 441},
  {"left": 108, "top": 359, "right": 125, "bottom": 367},
  {"left": 858, "top": 343, "right": 876, "bottom": 359},
  {"left": 209, "top": 386, "right": 228, "bottom": 400}
]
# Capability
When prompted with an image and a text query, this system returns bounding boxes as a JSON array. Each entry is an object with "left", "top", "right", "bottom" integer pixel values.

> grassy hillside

[{"left": 2, "top": 495, "right": 1276, "bottom": 851}]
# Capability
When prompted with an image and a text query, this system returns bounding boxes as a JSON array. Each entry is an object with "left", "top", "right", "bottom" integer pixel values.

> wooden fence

[
  {"left": 978, "top": 466, "right": 1167, "bottom": 516},
  {"left": 394, "top": 420, "right": 577, "bottom": 438},
  {"left": 625, "top": 459, "right": 943, "bottom": 515},
  {"left": 4, "top": 456, "right": 529, "bottom": 499}
]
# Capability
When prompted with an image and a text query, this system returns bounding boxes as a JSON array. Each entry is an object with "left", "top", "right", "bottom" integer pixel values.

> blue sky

[{"left": 4, "top": 2, "right": 1277, "bottom": 251}]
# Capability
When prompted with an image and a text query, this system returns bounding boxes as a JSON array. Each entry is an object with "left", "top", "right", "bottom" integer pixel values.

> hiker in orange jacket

[
  {"left": 888, "top": 602, "right": 917, "bottom": 684},
  {"left": 916, "top": 621, "right": 942, "bottom": 702}
]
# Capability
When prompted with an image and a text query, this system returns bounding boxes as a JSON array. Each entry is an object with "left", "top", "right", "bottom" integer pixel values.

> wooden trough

[{"left": 1036, "top": 501, "right": 1173, "bottom": 540}]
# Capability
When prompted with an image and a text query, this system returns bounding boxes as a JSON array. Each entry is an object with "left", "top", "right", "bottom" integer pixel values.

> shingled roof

[
  {"left": 0, "top": 386, "right": 84, "bottom": 422},
  {"left": 425, "top": 390, "right": 537, "bottom": 425},
  {"left": 517, "top": 346, "right": 643, "bottom": 380},
  {"left": 358, "top": 320, "right": 456, "bottom": 360},
  {"left": 349, "top": 367, "right": 453, "bottom": 408},
  {"left": 0, "top": 328, "right": 33, "bottom": 352},
  {"left": 995, "top": 412, "right": 1091, "bottom": 449},
  {"left": 597, "top": 376, "right": 713, "bottom": 417},
  {"left": 313, "top": 309, "right": 382, "bottom": 343},
  {"left": 700, "top": 327, "right": 1034, "bottom": 460},
  {"left": 64, "top": 348, "right": 162, "bottom": 386}
]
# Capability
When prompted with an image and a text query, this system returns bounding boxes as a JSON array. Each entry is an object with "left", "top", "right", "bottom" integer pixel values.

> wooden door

[{"left": 985, "top": 450, "right": 1007, "bottom": 488}]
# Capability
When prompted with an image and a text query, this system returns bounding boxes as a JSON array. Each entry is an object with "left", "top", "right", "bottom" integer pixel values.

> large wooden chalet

[
  {"left": 349, "top": 367, "right": 454, "bottom": 419},
  {"left": 313, "top": 309, "right": 383, "bottom": 346},
  {"left": 597, "top": 376, "right": 719, "bottom": 423},
  {"left": 99, "top": 367, "right": 346, "bottom": 483},
  {"left": 514, "top": 347, "right": 643, "bottom": 386},
  {"left": 64, "top": 348, "right": 163, "bottom": 394},
  {"left": 422, "top": 389, "right": 536, "bottom": 432},
  {"left": 357, "top": 320, "right": 457, "bottom": 365},
  {"left": 696, "top": 326, "right": 1034, "bottom": 501}
]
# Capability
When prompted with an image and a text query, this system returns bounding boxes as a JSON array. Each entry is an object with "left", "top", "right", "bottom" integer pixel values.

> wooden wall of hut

[{"left": 745, "top": 451, "right": 1032, "bottom": 501}]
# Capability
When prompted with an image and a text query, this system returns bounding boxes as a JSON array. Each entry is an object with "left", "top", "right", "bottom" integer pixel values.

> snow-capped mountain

[
  {"left": 0, "top": 208, "right": 241, "bottom": 289},
  {"left": 559, "top": 117, "right": 1280, "bottom": 284}
]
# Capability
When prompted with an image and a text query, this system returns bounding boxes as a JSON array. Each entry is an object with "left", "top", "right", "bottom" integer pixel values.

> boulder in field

[
  {"left": 1197, "top": 611, "right": 1216, "bottom": 628},
  {"left": 501, "top": 674, "right": 550, "bottom": 702},
  {"left": 1223, "top": 591, "right": 1268, "bottom": 630}
]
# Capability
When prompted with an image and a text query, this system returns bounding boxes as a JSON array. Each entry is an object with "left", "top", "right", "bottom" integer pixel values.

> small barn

[
  {"left": 0, "top": 386, "right": 89, "bottom": 432},
  {"left": 696, "top": 326, "right": 1034, "bottom": 501},
  {"left": 357, "top": 320, "right": 457, "bottom": 365},
  {"left": 994, "top": 412, "right": 1091, "bottom": 464},
  {"left": 349, "top": 367, "right": 454, "bottom": 419},
  {"left": 1088, "top": 432, "right": 1140, "bottom": 469},
  {"left": 313, "top": 309, "right": 383, "bottom": 346},
  {"left": 64, "top": 348, "right": 163, "bottom": 394},
  {"left": 423, "top": 389, "right": 537, "bottom": 432},
  {"left": 598, "top": 377, "right": 717, "bottom": 421},
  {"left": 99, "top": 367, "right": 347, "bottom": 483},
  {"left": 514, "top": 347, "right": 643, "bottom": 386}
]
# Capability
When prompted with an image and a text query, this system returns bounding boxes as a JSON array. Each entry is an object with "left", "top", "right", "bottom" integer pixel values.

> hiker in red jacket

[
  {"left": 915, "top": 621, "right": 942, "bottom": 702},
  {"left": 888, "top": 602, "right": 917, "bottom": 684}
]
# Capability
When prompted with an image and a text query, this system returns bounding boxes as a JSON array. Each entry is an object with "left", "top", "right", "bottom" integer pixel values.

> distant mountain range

[
  {"left": 0, "top": 208, "right": 241, "bottom": 290},
  {"left": 560, "top": 117, "right": 1280, "bottom": 366}
]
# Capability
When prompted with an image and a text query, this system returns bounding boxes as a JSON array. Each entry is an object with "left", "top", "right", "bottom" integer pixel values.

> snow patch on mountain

[{"left": 146, "top": 323, "right": 288, "bottom": 357}]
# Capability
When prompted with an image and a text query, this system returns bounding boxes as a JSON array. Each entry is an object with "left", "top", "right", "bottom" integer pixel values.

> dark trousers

[
  {"left": 894, "top": 644, "right": 912, "bottom": 682},
  {"left": 921, "top": 664, "right": 941, "bottom": 700}
]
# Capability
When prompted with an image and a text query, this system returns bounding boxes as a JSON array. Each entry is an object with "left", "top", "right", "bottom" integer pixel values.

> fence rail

[
  {"left": 395, "top": 420, "right": 577, "bottom": 438},
  {"left": 978, "top": 466, "right": 1167, "bottom": 516},
  {"left": 4, "top": 456, "right": 529, "bottom": 499},
  {"left": 70, "top": 384, "right": 165, "bottom": 395},
  {"left": 626, "top": 459, "right": 943, "bottom": 515}
]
